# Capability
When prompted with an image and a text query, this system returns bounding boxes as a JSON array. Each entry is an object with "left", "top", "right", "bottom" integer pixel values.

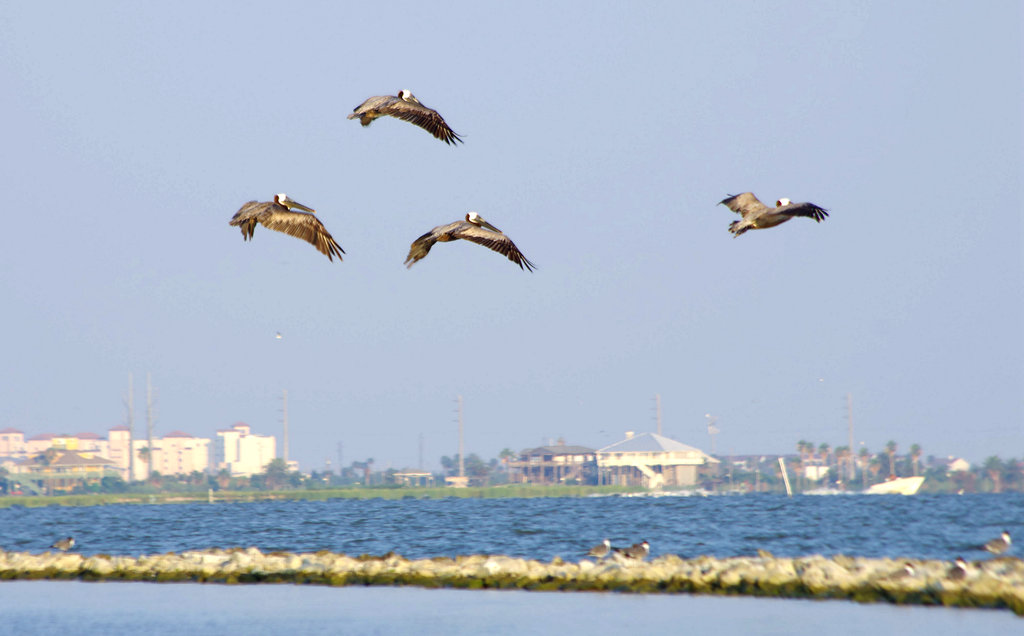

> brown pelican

[
  {"left": 982, "top": 530, "right": 1011, "bottom": 555},
  {"left": 586, "top": 538, "right": 611, "bottom": 559},
  {"left": 229, "top": 194, "right": 345, "bottom": 261},
  {"left": 51, "top": 536, "right": 75, "bottom": 551},
  {"left": 720, "top": 192, "right": 829, "bottom": 237},
  {"left": 347, "top": 90, "right": 462, "bottom": 145},
  {"left": 405, "top": 212, "right": 535, "bottom": 271}
]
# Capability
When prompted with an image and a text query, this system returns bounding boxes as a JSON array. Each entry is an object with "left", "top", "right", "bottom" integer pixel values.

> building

[
  {"left": 214, "top": 422, "right": 276, "bottom": 477},
  {"left": 6, "top": 449, "right": 118, "bottom": 495},
  {"left": 597, "top": 431, "right": 718, "bottom": 489},
  {"left": 508, "top": 440, "right": 597, "bottom": 484},
  {"left": 119, "top": 431, "right": 212, "bottom": 481},
  {"left": 0, "top": 428, "right": 27, "bottom": 460}
]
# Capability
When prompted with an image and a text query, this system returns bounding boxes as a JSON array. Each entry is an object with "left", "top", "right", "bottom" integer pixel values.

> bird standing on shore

[
  {"left": 347, "top": 90, "right": 462, "bottom": 145},
  {"left": 405, "top": 212, "right": 535, "bottom": 271},
  {"left": 586, "top": 539, "right": 611, "bottom": 559},
  {"left": 982, "top": 530, "right": 1011, "bottom": 555},
  {"left": 947, "top": 556, "right": 969, "bottom": 581},
  {"left": 51, "top": 537, "right": 75, "bottom": 551},
  {"left": 613, "top": 540, "right": 650, "bottom": 561},
  {"left": 720, "top": 192, "right": 829, "bottom": 237},
  {"left": 229, "top": 194, "right": 345, "bottom": 262}
]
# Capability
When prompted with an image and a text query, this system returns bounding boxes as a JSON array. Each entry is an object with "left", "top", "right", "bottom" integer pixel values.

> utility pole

[
  {"left": 846, "top": 393, "right": 854, "bottom": 482},
  {"left": 457, "top": 395, "right": 465, "bottom": 478},
  {"left": 655, "top": 394, "right": 662, "bottom": 436},
  {"left": 282, "top": 389, "right": 289, "bottom": 463},
  {"left": 146, "top": 373, "right": 155, "bottom": 481},
  {"left": 125, "top": 373, "right": 134, "bottom": 482},
  {"left": 705, "top": 414, "right": 719, "bottom": 455}
]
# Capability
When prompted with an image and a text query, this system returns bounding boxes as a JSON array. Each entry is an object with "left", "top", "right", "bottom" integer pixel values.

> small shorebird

[
  {"left": 405, "top": 212, "right": 535, "bottom": 271},
  {"left": 229, "top": 194, "right": 345, "bottom": 262},
  {"left": 586, "top": 539, "right": 611, "bottom": 559},
  {"left": 982, "top": 530, "right": 1011, "bottom": 555},
  {"left": 720, "top": 192, "right": 829, "bottom": 237},
  {"left": 614, "top": 540, "right": 650, "bottom": 561},
  {"left": 892, "top": 562, "right": 916, "bottom": 579},
  {"left": 947, "top": 556, "right": 969, "bottom": 581},
  {"left": 347, "top": 90, "right": 462, "bottom": 145},
  {"left": 51, "top": 537, "right": 75, "bottom": 551}
]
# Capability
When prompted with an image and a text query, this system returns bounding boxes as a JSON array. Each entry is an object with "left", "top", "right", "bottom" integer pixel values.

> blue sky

[{"left": 0, "top": 1, "right": 1020, "bottom": 471}]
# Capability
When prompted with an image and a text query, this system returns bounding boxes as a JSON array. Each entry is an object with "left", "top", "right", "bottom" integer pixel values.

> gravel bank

[{"left": 1, "top": 549, "right": 1020, "bottom": 615}]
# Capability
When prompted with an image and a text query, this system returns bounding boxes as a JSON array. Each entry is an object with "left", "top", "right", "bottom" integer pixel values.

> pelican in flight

[
  {"left": 229, "top": 194, "right": 345, "bottom": 262},
  {"left": 348, "top": 90, "right": 462, "bottom": 145},
  {"left": 720, "top": 192, "right": 829, "bottom": 237},
  {"left": 405, "top": 212, "right": 535, "bottom": 271}
]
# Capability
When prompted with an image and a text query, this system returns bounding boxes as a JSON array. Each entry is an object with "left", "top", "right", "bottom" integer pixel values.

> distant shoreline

[{"left": 0, "top": 484, "right": 643, "bottom": 508}]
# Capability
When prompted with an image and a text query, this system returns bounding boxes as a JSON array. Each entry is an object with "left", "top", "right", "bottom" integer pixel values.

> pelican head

[
  {"left": 466, "top": 211, "right": 501, "bottom": 233},
  {"left": 398, "top": 89, "right": 421, "bottom": 104},
  {"left": 776, "top": 198, "right": 792, "bottom": 207},
  {"left": 276, "top": 193, "right": 315, "bottom": 214}
]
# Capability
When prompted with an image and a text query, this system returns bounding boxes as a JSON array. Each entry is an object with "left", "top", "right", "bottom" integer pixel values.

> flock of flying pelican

[{"left": 228, "top": 89, "right": 830, "bottom": 267}]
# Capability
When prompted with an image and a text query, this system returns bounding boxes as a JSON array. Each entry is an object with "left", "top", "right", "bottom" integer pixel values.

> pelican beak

[
  {"left": 283, "top": 197, "right": 315, "bottom": 213},
  {"left": 480, "top": 219, "right": 502, "bottom": 233}
]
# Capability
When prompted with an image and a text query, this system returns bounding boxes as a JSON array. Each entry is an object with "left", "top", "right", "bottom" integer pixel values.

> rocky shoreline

[{"left": 1, "top": 549, "right": 1021, "bottom": 615}]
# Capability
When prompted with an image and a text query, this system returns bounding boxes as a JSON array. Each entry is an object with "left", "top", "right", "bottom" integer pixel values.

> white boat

[{"left": 865, "top": 476, "right": 924, "bottom": 495}]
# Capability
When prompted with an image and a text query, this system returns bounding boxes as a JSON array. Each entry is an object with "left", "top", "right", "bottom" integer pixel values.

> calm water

[
  {"left": 0, "top": 581, "right": 1018, "bottom": 635},
  {"left": 0, "top": 493, "right": 1018, "bottom": 560}
]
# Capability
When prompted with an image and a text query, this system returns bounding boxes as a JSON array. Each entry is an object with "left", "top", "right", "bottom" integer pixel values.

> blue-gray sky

[{"left": 1, "top": 1, "right": 1020, "bottom": 471}]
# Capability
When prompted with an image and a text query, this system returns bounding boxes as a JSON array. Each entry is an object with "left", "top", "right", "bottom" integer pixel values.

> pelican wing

[
  {"left": 348, "top": 95, "right": 401, "bottom": 117},
  {"left": 229, "top": 201, "right": 271, "bottom": 240},
  {"left": 778, "top": 201, "right": 829, "bottom": 222},
  {"left": 456, "top": 225, "right": 536, "bottom": 271},
  {"left": 720, "top": 192, "right": 769, "bottom": 218},
  {"left": 384, "top": 99, "right": 462, "bottom": 144},
  {"left": 255, "top": 210, "right": 345, "bottom": 261},
  {"left": 404, "top": 229, "right": 443, "bottom": 268}
]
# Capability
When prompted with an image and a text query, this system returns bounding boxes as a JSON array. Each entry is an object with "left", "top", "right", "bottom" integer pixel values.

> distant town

[{"left": 1, "top": 423, "right": 1019, "bottom": 497}]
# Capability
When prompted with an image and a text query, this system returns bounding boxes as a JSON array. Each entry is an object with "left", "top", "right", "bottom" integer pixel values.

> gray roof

[
  {"left": 597, "top": 432, "right": 712, "bottom": 456},
  {"left": 520, "top": 445, "right": 595, "bottom": 457}
]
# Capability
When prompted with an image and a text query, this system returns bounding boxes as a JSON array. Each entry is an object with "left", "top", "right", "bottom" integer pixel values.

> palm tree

[
  {"left": 818, "top": 443, "right": 832, "bottom": 482},
  {"left": 884, "top": 441, "right": 898, "bottom": 477},
  {"left": 909, "top": 444, "right": 922, "bottom": 477},
  {"left": 983, "top": 456, "right": 1004, "bottom": 493},
  {"left": 868, "top": 455, "right": 883, "bottom": 485}
]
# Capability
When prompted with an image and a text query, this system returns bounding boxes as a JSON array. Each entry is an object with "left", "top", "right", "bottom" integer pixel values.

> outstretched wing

[
  {"left": 257, "top": 210, "right": 346, "bottom": 261},
  {"left": 456, "top": 225, "right": 536, "bottom": 271},
  {"left": 719, "top": 192, "right": 769, "bottom": 218},
  {"left": 348, "top": 95, "right": 400, "bottom": 117},
  {"left": 404, "top": 230, "right": 440, "bottom": 268},
  {"left": 779, "top": 201, "right": 829, "bottom": 223},
  {"left": 380, "top": 99, "right": 463, "bottom": 145}
]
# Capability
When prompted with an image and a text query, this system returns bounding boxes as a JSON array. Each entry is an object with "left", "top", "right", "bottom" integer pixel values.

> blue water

[{"left": 0, "top": 493, "right": 1018, "bottom": 560}]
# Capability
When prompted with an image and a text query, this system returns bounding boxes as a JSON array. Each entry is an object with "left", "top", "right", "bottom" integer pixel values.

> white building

[
  {"left": 108, "top": 426, "right": 212, "bottom": 481},
  {"left": 214, "top": 422, "right": 276, "bottom": 477},
  {"left": 597, "top": 431, "right": 718, "bottom": 489}
]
